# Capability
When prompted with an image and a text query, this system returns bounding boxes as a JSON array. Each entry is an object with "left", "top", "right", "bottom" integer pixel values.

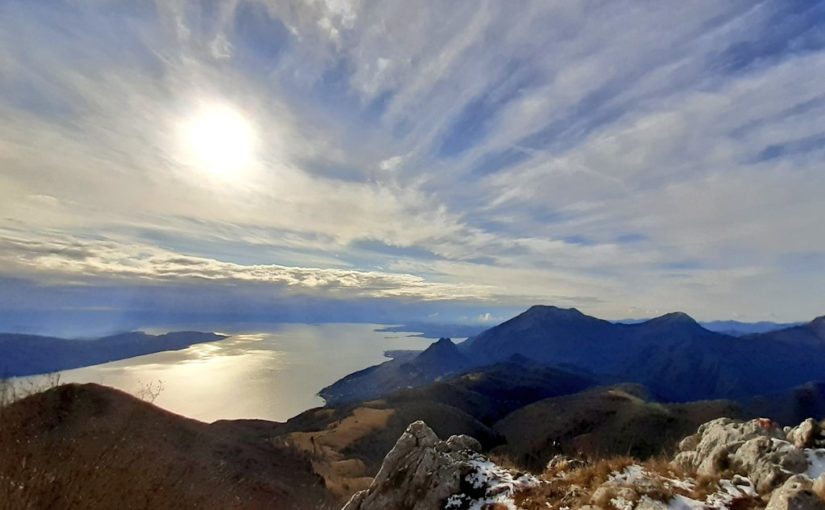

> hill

[
  {"left": 0, "top": 331, "right": 226, "bottom": 377},
  {"left": 492, "top": 384, "right": 741, "bottom": 470},
  {"left": 0, "top": 383, "right": 334, "bottom": 509},
  {"left": 277, "top": 357, "right": 744, "bottom": 497}
]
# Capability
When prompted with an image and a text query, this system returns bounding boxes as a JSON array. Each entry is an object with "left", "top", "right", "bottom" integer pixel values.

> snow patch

[
  {"left": 610, "top": 495, "right": 635, "bottom": 510},
  {"left": 665, "top": 475, "right": 755, "bottom": 509},
  {"left": 449, "top": 458, "right": 540, "bottom": 510},
  {"left": 608, "top": 464, "right": 647, "bottom": 485},
  {"left": 805, "top": 448, "right": 825, "bottom": 479}
]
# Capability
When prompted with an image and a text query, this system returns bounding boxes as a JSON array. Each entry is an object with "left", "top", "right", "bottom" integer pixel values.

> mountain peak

[
  {"left": 414, "top": 337, "right": 468, "bottom": 367},
  {"left": 648, "top": 311, "right": 699, "bottom": 326},
  {"left": 523, "top": 305, "right": 586, "bottom": 320},
  {"left": 423, "top": 337, "right": 457, "bottom": 353},
  {"left": 809, "top": 316, "right": 825, "bottom": 336}
]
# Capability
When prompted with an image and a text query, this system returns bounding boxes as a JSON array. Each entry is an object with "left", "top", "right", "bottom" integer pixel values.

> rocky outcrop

[
  {"left": 766, "top": 475, "right": 825, "bottom": 510},
  {"left": 788, "top": 419, "right": 825, "bottom": 449},
  {"left": 346, "top": 417, "right": 825, "bottom": 510},
  {"left": 675, "top": 417, "right": 825, "bottom": 495},
  {"left": 342, "top": 421, "right": 536, "bottom": 510}
]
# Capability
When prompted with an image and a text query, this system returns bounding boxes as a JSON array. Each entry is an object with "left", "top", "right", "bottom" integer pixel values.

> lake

[{"left": 30, "top": 323, "right": 430, "bottom": 422}]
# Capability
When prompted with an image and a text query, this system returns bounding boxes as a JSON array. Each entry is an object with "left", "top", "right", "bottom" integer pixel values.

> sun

[{"left": 179, "top": 103, "right": 257, "bottom": 179}]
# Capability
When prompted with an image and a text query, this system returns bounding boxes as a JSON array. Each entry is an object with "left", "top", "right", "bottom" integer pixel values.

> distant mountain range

[
  {"left": 376, "top": 318, "right": 800, "bottom": 340},
  {"left": 697, "top": 319, "right": 801, "bottom": 336},
  {"left": 0, "top": 331, "right": 226, "bottom": 377},
  {"left": 322, "top": 306, "right": 825, "bottom": 405}
]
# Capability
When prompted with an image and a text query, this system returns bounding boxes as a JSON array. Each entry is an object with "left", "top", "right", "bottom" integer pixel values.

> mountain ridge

[
  {"left": 323, "top": 305, "right": 825, "bottom": 406},
  {"left": 0, "top": 330, "right": 226, "bottom": 377}
]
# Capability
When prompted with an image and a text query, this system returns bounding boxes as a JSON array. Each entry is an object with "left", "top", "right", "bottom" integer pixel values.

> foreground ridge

[{"left": 347, "top": 418, "right": 825, "bottom": 510}]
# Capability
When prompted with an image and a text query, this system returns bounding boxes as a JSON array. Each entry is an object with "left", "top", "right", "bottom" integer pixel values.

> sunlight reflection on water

[{"left": 45, "top": 323, "right": 430, "bottom": 422}]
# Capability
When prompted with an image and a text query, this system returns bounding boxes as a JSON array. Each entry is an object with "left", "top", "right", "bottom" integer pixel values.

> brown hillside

[
  {"left": 493, "top": 384, "right": 742, "bottom": 470},
  {"left": 0, "top": 383, "right": 334, "bottom": 510}
]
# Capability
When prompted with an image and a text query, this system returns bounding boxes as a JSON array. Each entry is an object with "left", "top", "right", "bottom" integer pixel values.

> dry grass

[
  {"left": 512, "top": 454, "right": 764, "bottom": 510},
  {"left": 0, "top": 373, "right": 62, "bottom": 408},
  {"left": 514, "top": 456, "right": 638, "bottom": 509},
  {"left": 283, "top": 406, "right": 395, "bottom": 499},
  {"left": 0, "top": 383, "right": 335, "bottom": 510}
]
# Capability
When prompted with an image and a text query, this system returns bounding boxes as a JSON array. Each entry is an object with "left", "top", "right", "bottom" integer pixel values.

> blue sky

[{"left": 1, "top": 0, "right": 824, "bottom": 334}]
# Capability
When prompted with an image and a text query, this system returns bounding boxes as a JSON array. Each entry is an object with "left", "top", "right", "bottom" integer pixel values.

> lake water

[{"left": 33, "top": 323, "right": 430, "bottom": 423}]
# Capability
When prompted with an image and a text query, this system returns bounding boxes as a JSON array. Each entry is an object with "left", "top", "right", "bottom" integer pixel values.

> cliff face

[{"left": 346, "top": 418, "right": 825, "bottom": 510}]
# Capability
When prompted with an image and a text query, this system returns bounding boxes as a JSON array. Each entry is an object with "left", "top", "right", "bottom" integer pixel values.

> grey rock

[
  {"left": 788, "top": 419, "right": 821, "bottom": 449},
  {"left": 731, "top": 436, "right": 809, "bottom": 493},
  {"left": 765, "top": 474, "right": 825, "bottom": 510},
  {"left": 675, "top": 417, "right": 809, "bottom": 493},
  {"left": 445, "top": 434, "right": 481, "bottom": 453},
  {"left": 342, "top": 420, "right": 534, "bottom": 510},
  {"left": 342, "top": 421, "right": 462, "bottom": 510},
  {"left": 635, "top": 497, "right": 669, "bottom": 510},
  {"left": 814, "top": 474, "right": 825, "bottom": 500}
]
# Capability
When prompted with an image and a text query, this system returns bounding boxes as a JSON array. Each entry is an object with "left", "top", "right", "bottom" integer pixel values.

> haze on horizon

[{"left": 1, "top": 0, "right": 824, "bottom": 334}]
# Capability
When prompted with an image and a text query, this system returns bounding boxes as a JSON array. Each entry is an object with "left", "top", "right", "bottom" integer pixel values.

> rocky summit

[{"left": 349, "top": 417, "right": 825, "bottom": 510}]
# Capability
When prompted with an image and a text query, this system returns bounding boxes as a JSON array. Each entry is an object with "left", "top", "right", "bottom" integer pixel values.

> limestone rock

[
  {"left": 813, "top": 474, "right": 825, "bottom": 500},
  {"left": 342, "top": 421, "right": 536, "bottom": 510},
  {"left": 674, "top": 417, "right": 807, "bottom": 494},
  {"left": 445, "top": 434, "right": 481, "bottom": 453},
  {"left": 635, "top": 497, "right": 669, "bottom": 510},
  {"left": 765, "top": 474, "right": 825, "bottom": 510},
  {"left": 788, "top": 419, "right": 825, "bottom": 449},
  {"left": 590, "top": 484, "right": 638, "bottom": 507},
  {"left": 731, "top": 436, "right": 808, "bottom": 493}
]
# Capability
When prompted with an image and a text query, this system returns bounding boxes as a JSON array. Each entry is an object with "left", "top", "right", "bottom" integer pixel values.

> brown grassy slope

[
  {"left": 276, "top": 398, "right": 498, "bottom": 501},
  {"left": 0, "top": 383, "right": 334, "bottom": 510},
  {"left": 493, "top": 385, "right": 742, "bottom": 471}
]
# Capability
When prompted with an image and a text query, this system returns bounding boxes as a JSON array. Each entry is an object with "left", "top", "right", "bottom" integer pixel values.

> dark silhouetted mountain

[
  {"left": 460, "top": 305, "right": 619, "bottom": 369},
  {"left": 618, "top": 318, "right": 800, "bottom": 336},
  {"left": 385, "top": 355, "right": 596, "bottom": 424},
  {"left": 323, "top": 305, "right": 825, "bottom": 406},
  {"left": 0, "top": 331, "right": 226, "bottom": 377},
  {"left": 413, "top": 337, "right": 470, "bottom": 371},
  {"left": 461, "top": 306, "right": 825, "bottom": 402},
  {"left": 319, "top": 338, "right": 472, "bottom": 404},
  {"left": 746, "top": 315, "right": 825, "bottom": 346}
]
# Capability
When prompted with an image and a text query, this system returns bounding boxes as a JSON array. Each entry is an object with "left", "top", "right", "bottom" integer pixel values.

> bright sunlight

[{"left": 179, "top": 103, "right": 257, "bottom": 179}]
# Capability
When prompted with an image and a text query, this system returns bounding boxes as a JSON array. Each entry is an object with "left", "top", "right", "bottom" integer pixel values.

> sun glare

[{"left": 179, "top": 103, "right": 256, "bottom": 179}]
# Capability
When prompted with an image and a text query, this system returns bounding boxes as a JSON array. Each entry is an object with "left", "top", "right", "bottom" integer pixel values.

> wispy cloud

[
  {"left": 0, "top": 231, "right": 492, "bottom": 301},
  {"left": 1, "top": 0, "right": 823, "bottom": 323}
]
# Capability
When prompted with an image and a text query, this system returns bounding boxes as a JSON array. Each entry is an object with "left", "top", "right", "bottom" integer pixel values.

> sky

[{"left": 1, "top": 0, "right": 824, "bottom": 334}]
